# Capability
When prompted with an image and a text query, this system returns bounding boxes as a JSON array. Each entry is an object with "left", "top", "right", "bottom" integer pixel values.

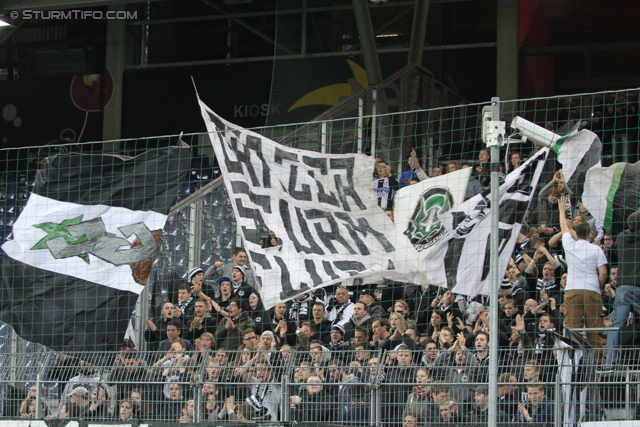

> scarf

[
  {"left": 289, "top": 294, "right": 314, "bottom": 324},
  {"left": 177, "top": 297, "right": 193, "bottom": 314},
  {"left": 413, "top": 386, "right": 428, "bottom": 401},
  {"left": 329, "top": 301, "right": 351, "bottom": 325},
  {"left": 329, "top": 340, "right": 345, "bottom": 350},
  {"left": 536, "top": 328, "right": 556, "bottom": 354},
  {"left": 246, "top": 381, "right": 273, "bottom": 419}
]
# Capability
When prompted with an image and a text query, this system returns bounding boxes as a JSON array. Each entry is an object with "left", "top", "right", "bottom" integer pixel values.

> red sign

[{"left": 70, "top": 68, "right": 114, "bottom": 112}]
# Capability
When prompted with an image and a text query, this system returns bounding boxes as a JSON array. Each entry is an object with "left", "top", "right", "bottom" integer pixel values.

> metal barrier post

[
  {"left": 487, "top": 96, "right": 502, "bottom": 427},
  {"left": 281, "top": 373, "right": 289, "bottom": 422},
  {"left": 193, "top": 380, "right": 202, "bottom": 422},
  {"left": 193, "top": 348, "right": 210, "bottom": 423},
  {"left": 35, "top": 372, "right": 42, "bottom": 419},
  {"left": 626, "top": 369, "right": 631, "bottom": 419},
  {"left": 374, "top": 348, "right": 384, "bottom": 426},
  {"left": 371, "top": 89, "right": 377, "bottom": 158},
  {"left": 369, "top": 384, "right": 376, "bottom": 425},
  {"left": 358, "top": 96, "right": 364, "bottom": 154},
  {"left": 555, "top": 372, "right": 562, "bottom": 427},
  {"left": 321, "top": 121, "right": 327, "bottom": 154}
]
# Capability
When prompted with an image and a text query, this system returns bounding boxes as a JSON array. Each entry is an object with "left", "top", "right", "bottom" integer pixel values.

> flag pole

[{"left": 487, "top": 97, "right": 503, "bottom": 427}]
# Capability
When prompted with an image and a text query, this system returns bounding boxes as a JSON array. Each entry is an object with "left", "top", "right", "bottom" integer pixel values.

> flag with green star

[{"left": 0, "top": 144, "right": 190, "bottom": 352}]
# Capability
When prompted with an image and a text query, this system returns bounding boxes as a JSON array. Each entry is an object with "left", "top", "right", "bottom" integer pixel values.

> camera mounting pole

[{"left": 483, "top": 97, "right": 503, "bottom": 427}]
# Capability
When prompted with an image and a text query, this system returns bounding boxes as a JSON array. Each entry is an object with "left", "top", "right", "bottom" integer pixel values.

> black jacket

[
  {"left": 183, "top": 315, "right": 217, "bottom": 341},
  {"left": 247, "top": 306, "right": 272, "bottom": 335},
  {"left": 616, "top": 229, "right": 640, "bottom": 286},
  {"left": 232, "top": 281, "right": 254, "bottom": 300},
  {"left": 144, "top": 317, "right": 173, "bottom": 352},
  {"left": 311, "top": 318, "right": 333, "bottom": 344},
  {"left": 291, "top": 389, "right": 331, "bottom": 422}
]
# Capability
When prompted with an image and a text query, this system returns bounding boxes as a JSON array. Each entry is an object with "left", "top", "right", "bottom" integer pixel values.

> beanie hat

[
  {"left": 261, "top": 330, "right": 275, "bottom": 340},
  {"left": 331, "top": 324, "right": 345, "bottom": 336},
  {"left": 187, "top": 267, "right": 204, "bottom": 281},
  {"left": 233, "top": 265, "right": 246, "bottom": 278},
  {"left": 218, "top": 276, "right": 232, "bottom": 285},
  {"left": 500, "top": 277, "right": 514, "bottom": 290}
]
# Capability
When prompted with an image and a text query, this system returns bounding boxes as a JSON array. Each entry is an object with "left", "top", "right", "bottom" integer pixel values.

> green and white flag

[
  {"left": 552, "top": 128, "right": 602, "bottom": 198},
  {"left": 582, "top": 162, "right": 640, "bottom": 236},
  {"left": 393, "top": 168, "right": 470, "bottom": 257}
]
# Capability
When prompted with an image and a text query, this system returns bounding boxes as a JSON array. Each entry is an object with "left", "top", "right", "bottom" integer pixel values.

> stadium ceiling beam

[
  {"left": 0, "top": 0, "right": 161, "bottom": 9},
  {"left": 126, "top": 0, "right": 474, "bottom": 27},
  {"left": 352, "top": 0, "right": 382, "bottom": 86},
  {"left": 346, "top": 5, "right": 414, "bottom": 52},
  {"left": 408, "top": 0, "right": 430, "bottom": 65},
  {"left": 124, "top": 42, "right": 497, "bottom": 71},
  {"left": 199, "top": 0, "right": 296, "bottom": 56}
]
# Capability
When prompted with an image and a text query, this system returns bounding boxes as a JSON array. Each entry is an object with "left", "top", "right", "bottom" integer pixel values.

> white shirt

[{"left": 562, "top": 233, "right": 607, "bottom": 293}]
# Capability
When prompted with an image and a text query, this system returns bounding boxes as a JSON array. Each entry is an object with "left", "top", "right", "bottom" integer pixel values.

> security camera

[{"left": 370, "top": 0, "right": 388, "bottom": 5}]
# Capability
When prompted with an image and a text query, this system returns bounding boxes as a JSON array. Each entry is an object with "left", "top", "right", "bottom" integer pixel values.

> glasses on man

[{"left": 243, "top": 336, "right": 258, "bottom": 341}]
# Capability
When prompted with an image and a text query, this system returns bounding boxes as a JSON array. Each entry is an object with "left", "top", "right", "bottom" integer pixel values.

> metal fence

[
  {"left": 1, "top": 87, "right": 640, "bottom": 425},
  {"left": 1, "top": 347, "right": 639, "bottom": 425}
]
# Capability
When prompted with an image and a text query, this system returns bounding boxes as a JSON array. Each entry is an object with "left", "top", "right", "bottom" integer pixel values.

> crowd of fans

[{"left": 8, "top": 110, "right": 640, "bottom": 425}]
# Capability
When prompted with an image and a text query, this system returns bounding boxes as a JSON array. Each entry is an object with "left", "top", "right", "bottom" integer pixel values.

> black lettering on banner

[
  {"left": 323, "top": 261, "right": 340, "bottom": 280},
  {"left": 230, "top": 181, "right": 272, "bottom": 213},
  {"left": 304, "top": 259, "right": 323, "bottom": 286},
  {"left": 288, "top": 165, "right": 312, "bottom": 201},
  {"left": 274, "top": 148, "right": 312, "bottom": 201},
  {"left": 207, "top": 111, "right": 244, "bottom": 175},
  {"left": 304, "top": 209, "right": 356, "bottom": 255},
  {"left": 207, "top": 111, "right": 225, "bottom": 132},
  {"left": 308, "top": 170, "right": 339, "bottom": 207},
  {"left": 275, "top": 256, "right": 309, "bottom": 300},
  {"left": 330, "top": 158, "right": 367, "bottom": 212},
  {"left": 333, "top": 260, "right": 367, "bottom": 274},
  {"left": 303, "top": 156, "right": 340, "bottom": 205},
  {"left": 387, "top": 259, "right": 395, "bottom": 270},
  {"left": 302, "top": 156, "right": 328, "bottom": 174},
  {"left": 279, "top": 200, "right": 324, "bottom": 255},
  {"left": 246, "top": 135, "right": 271, "bottom": 189},
  {"left": 334, "top": 213, "right": 396, "bottom": 255},
  {"left": 228, "top": 136, "right": 262, "bottom": 187},
  {"left": 298, "top": 259, "right": 320, "bottom": 293},
  {"left": 217, "top": 134, "right": 245, "bottom": 177},
  {"left": 235, "top": 198, "right": 267, "bottom": 245},
  {"left": 274, "top": 147, "right": 298, "bottom": 164},
  {"left": 207, "top": 112, "right": 245, "bottom": 176},
  {"left": 248, "top": 251, "right": 272, "bottom": 272},
  {"left": 481, "top": 227, "right": 513, "bottom": 281}
]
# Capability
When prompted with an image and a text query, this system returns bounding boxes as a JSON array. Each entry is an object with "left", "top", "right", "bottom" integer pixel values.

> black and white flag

[
  {"left": 199, "top": 101, "right": 423, "bottom": 309},
  {"left": 423, "top": 148, "right": 547, "bottom": 295},
  {"left": 1, "top": 144, "right": 190, "bottom": 351}
]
